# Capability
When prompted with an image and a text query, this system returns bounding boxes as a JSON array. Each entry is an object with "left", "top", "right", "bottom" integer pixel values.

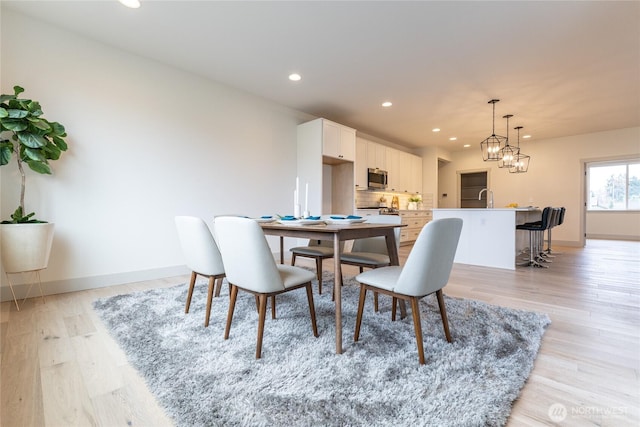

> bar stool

[
  {"left": 516, "top": 207, "right": 553, "bottom": 268},
  {"left": 545, "top": 207, "right": 565, "bottom": 255}
]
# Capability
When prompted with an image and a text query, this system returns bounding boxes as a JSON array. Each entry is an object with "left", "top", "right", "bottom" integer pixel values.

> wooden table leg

[
  {"left": 279, "top": 236, "right": 284, "bottom": 264},
  {"left": 333, "top": 233, "right": 342, "bottom": 354}
]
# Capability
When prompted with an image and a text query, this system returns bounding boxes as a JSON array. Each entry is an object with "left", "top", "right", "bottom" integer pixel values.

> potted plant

[
  {"left": 408, "top": 195, "right": 422, "bottom": 210},
  {"left": 0, "top": 85, "right": 68, "bottom": 274}
]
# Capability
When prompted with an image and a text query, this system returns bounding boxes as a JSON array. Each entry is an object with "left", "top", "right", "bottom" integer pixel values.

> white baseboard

[{"left": 1, "top": 265, "right": 190, "bottom": 303}]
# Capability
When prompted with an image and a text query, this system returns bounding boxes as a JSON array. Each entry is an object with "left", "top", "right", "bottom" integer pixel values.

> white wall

[
  {"left": 1, "top": 9, "right": 311, "bottom": 298},
  {"left": 437, "top": 127, "right": 640, "bottom": 245}
]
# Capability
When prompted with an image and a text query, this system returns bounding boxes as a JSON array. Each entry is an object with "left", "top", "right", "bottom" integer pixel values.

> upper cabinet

[
  {"left": 354, "top": 137, "right": 423, "bottom": 195},
  {"left": 321, "top": 119, "right": 356, "bottom": 162},
  {"left": 367, "top": 142, "right": 386, "bottom": 170}
]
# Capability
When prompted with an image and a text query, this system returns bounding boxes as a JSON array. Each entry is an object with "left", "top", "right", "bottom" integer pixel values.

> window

[{"left": 587, "top": 160, "right": 640, "bottom": 211}]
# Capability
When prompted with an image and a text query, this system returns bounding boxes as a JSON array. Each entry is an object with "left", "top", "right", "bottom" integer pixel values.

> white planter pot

[{"left": 1, "top": 223, "right": 55, "bottom": 273}]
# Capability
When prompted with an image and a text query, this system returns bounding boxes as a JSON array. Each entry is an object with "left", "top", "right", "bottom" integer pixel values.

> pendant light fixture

[
  {"left": 497, "top": 114, "right": 518, "bottom": 168},
  {"left": 480, "top": 99, "right": 508, "bottom": 161},
  {"left": 509, "top": 126, "right": 530, "bottom": 173}
]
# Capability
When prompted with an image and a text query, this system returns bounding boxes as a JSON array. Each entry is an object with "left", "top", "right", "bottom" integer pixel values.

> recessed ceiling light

[
  {"left": 432, "top": 128, "right": 440, "bottom": 132},
  {"left": 382, "top": 101, "right": 392, "bottom": 107},
  {"left": 463, "top": 144, "right": 471, "bottom": 148},
  {"left": 523, "top": 135, "right": 532, "bottom": 139},
  {"left": 288, "top": 73, "right": 301, "bottom": 81},
  {"left": 118, "top": 0, "right": 140, "bottom": 8},
  {"left": 449, "top": 137, "right": 457, "bottom": 141}
]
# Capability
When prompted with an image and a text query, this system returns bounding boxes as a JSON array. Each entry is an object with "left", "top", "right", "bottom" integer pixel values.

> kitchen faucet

[{"left": 478, "top": 188, "right": 494, "bottom": 208}]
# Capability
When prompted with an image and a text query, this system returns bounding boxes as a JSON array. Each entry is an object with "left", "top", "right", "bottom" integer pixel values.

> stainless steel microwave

[{"left": 368, "top": 168, "right": 388, "bottom": 190}]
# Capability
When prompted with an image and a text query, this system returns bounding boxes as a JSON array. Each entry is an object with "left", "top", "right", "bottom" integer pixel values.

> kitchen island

[{"left": 432, "top": 208, "right": 540, "bottom": 270}]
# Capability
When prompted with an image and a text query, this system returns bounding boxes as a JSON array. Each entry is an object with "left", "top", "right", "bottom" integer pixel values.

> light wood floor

[{"left": 1, "top": 239, "right": 638, "bottom": 426}]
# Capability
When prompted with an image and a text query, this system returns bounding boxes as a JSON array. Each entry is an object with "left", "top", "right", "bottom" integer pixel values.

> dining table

[{"left": 260, "top": 220, "right": 406, "bottom": 354}]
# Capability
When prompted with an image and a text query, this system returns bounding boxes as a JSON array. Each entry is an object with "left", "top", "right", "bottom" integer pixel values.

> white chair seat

[
  {"left": 277, "top": 265, "right": 316, "bottom": 289},
  {"left": 355, "top": 266, "right": 402, "bottom": 292}
]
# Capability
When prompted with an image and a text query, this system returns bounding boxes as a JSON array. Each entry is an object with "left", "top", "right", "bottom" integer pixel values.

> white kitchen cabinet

[
  {"left": 395, "top": 151, "right": 422, "bottom": 194},
  {"left": 410, "top": 154, "right": 423, "bottom": 194},
  {"left": 386, "top": 148, "right": 400, "bottom": 192},
  {"left": 298, "top": 118, "right": 355, "bottom": 216},
  {"left": 322, "top": 119, "right": 355, "bottom": 162},
  {"left": 366, "top": 141, "right": 386, "bottom": 170},
  {"left": 355, "top": 139, "right": 368, "bottom": 189}
]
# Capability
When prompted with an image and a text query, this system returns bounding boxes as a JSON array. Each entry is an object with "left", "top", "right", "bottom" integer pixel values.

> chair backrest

[
  {"left": 214, "top": 216, "right": 284, "bottom": 293},
  {"left": 351, "top": 214, "right": 402, "bottom": 254},
  {"left": 557, "top": 207, "right": 566, "bottom": 226},
  {"left": 175, "top": 216, "right": 225, "bottom": 276},
  {"left": 395, "top": 218, "right": 463, "bottom": 297},
  {"left": 539, "top": 207, "right": 553, "bottom": 229},
  {"left": 549, "top": 208, "right": 560, "bottom": 228}
]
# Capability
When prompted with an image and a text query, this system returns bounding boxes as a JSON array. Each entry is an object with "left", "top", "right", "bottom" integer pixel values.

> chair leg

[
  {"left": 185, "top": 271, "right": 197, "bottom": 313},
  {"left": 291, "top": 253, "right": 296, "bottom": 266},
  {"left": 374, "top": 292, "right": 379, "bottom": 312},
  {"left": 214, "top": 277, "right": 223, "bottom": 297},
  {"left": 305, "top": 284, "right": 319, "bottom": 337},
  {"left": 410, "top": 297, "right": 426, "bottom": 365},
  {"left": 224, "top": 285, "right": 239, "bottom": 340},
  {"left": 391, "top": 296, "right": 398, "bottom": 321},
  {"left": 271, "top": 295, "right": 276, "bottom": 319},
  {"left": 316, "top": 258, "right": 323, "bottom": 294},
  {"left": 204, "top": 276, "right": 215, "bottom": 327},
  {"left": 354, "top": 286, "right": 368, "bottom": 341},
  {"left": 256, "top": 294, "right": 268, "bottom": 359},
  {"left": 436, "top": 290, "right": 452, "bottom": 342}
]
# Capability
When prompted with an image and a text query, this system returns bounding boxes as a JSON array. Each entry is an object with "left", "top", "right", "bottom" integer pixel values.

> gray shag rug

[{"left": 93, "top": 272, "right": 550, "bottom": 427}]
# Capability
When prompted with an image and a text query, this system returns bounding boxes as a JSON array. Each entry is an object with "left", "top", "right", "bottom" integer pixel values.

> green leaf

[
  {"left": 29, "top": 117, "right": 51, "bottom": 131},
  {"left": 6, "top": 109, "right": 28, "bottom": 119},
  {"left": 0, "top": 94, "right": 16, "bottom": 103},
  {"left": 17, "top": 132, "right": 47, "bottom": 148},
  {"left": 26, "top": 159, "right": 51, "bottom": 174},
  {"left": 24, "top": 147, "right": 46, "bottom": 162},
  {"left": 0, "top": 107, "right": 7, "bottom": 118},
  {"left": 43, "top": 143, "right": 62, "bottom": 160},
  {"left": 52, "top": 135, "right": 68, "bottom": 151},
  {"left": 27, "top": 101, "right": 43, "bottom": 116},
  {"left": 0, "top": 145, "right": 11, "bottom": 165},
  {"left": 14, "top": 86, "right": 25, "bottom": 96},
  {"left": 1, "top": 119, "right": 28, "bottom": 132},
  {"left": 49, "top": 122, "right": 66, "bottom": 136}
]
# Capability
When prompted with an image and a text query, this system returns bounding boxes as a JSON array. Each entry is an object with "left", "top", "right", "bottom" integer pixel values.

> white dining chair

[
  {"left": 214, "top": 216, "right": 319, "bottom": 359},
  {"left": 353, "top": 218, "right": 463, "bottom": 365},
  {"left": 175, "top": 216, "right": 226, "bottom": 327},
  {"left": 339, "top": 214, "right": 402, "bottom": 310}
]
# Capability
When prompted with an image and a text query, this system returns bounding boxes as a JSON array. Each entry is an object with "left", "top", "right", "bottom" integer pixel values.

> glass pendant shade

[
  {"left": 509, "top": 126, "right": 530, "bottom": 173},
  {"left": 510, "top": 153, "right": 531, "bottom": 173},
  {"left": 497, "top": 114, "right": 518, "bottom": 168},
  {"left": 480, "top": 99, "right": 507, "bottom": 161}
]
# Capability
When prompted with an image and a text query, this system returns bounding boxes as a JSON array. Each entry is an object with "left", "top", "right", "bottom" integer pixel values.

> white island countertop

[{"left": 433, "top": 208, "right": 541, "bottom": 270}]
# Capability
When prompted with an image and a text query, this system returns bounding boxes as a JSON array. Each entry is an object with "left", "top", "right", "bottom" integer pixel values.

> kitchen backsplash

[{"left": 356, "top": 192, "right": 433, "bottom": 210}]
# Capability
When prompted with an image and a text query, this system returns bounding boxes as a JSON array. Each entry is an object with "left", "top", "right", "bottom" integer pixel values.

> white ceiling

[{"left": 4, "top": 1, "right": 640, "bottom": 151}]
